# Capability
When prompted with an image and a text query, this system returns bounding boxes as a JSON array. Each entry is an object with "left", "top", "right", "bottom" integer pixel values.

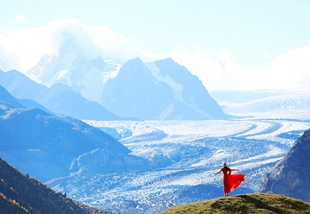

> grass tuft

[{"left": 160, "top": 193, "right": 310, "bottom": 214}]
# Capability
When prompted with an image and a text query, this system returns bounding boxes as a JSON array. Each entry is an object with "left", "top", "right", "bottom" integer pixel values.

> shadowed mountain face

[
  {"left": 0, "top": 86, "right": 151, "bottom": 182},
  {"left": 101, "top": 58, "right": 227, "bottom": 120},
  {"left": 257, "top": 128, "right": 310, "bottom": 201}
]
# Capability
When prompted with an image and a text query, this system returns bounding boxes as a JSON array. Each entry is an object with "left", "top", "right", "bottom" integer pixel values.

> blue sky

[{"left": 1, "top": 0, "right": 310, "bottom": 90}]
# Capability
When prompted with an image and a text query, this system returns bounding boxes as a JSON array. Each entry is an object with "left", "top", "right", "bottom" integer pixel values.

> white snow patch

[
  {"left": 56, "top": 69, "right": 69, "bottom": 80},
  {"left": 27, "top": 149, "right": 41, "bottom": 152}
]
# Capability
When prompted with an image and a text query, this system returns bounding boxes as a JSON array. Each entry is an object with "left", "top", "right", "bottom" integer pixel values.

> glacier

[{"left": 49, "top": 118, "right": 310, "bottom": 214}]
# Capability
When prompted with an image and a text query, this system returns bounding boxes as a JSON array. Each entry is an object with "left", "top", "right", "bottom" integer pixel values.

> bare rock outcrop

[{"left": 257, "top": 128, "right": 310, "bottom": 201}]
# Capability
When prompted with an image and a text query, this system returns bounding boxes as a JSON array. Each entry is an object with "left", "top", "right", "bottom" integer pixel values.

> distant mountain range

[
  {"left": 1, "top": 28, "right": 310, "bottom": 120},
  {"left": 0, "top": 69, "right": 123, "bottom": 120},
  {"left": 5, "top": 30, "right": 308, "bottom": 120},
  {"left": 0, "top": 31, "right": 228, "bottom": 120}
]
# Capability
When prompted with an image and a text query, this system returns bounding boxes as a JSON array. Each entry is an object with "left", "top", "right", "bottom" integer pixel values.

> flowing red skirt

[{"left": 223, "top": 174, "right": 245, "bottom": 194}]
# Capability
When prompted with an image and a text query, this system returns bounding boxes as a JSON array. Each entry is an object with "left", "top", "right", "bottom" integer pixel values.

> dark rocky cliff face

[{"left": 257, "top": 128, "right": 310, "bottom": 201}]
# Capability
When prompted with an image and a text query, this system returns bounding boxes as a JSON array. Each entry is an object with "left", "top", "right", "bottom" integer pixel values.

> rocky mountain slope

[
  {"left": 257, "top": 128, "right": 310, "bottom": 201},
  {"left": 0, "top": 157, "right": 111, "bottom": 214},
  {"left": 160, "top": 193, "right": 310, "bottom": 214}
]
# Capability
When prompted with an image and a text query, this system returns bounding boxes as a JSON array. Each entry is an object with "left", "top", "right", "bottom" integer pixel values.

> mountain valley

[{"left": 1, "top": 27, "right": 310, "bottom": 214}]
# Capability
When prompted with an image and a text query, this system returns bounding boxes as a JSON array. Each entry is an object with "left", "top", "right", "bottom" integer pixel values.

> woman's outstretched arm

[
  {"left": 230, "top": 168, "right": 239, "bottom": 172},
  {"left": 214, "top": 169, "right": 221, "bottom": 176}
]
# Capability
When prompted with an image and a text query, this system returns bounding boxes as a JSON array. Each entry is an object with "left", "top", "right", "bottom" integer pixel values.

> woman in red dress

[{"left": 214, "top": 162, "right": 245, "bottom": 196}]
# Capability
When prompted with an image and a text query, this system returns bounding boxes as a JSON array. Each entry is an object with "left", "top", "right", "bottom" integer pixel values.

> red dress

[{"left": 221, "top": 167, "right": 245, "bottom": 195}]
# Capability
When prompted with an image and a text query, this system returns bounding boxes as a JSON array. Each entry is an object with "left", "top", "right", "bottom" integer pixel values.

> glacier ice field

[{"left": 51, "top": 118, "right": 310, "bottom": 214}]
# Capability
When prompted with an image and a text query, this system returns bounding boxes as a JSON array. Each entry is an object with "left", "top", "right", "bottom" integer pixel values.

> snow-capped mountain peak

[
  {"left": 26, "top": 32, "right": 121, "bottom": 103},
  {"left": 101, "top": 57, "right": 227, "bottom": 120}
]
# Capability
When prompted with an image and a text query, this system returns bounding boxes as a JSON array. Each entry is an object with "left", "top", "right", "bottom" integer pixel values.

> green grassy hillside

[{"left": 160, "top": 193, "right": 310, "bottom": 214}]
